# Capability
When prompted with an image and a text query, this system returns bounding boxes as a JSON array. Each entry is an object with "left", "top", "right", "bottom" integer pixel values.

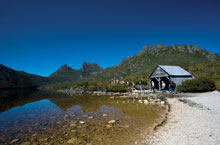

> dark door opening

[{"left": 161, "top": 77, "right": 170, "bottom": 90}]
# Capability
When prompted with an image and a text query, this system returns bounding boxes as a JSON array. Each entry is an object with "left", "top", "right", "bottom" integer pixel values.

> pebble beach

[{"left": 143, "top": 91, "right": 220, "bottom": 145}]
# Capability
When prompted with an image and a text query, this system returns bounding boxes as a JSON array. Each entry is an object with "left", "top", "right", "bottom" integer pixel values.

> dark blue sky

[{"left": 0, "top": 0, "right": 220, "bottom": 76}]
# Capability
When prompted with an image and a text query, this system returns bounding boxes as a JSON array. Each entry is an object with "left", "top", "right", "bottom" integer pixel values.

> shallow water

[{"left": 0, "top": 90, "right": 166, "bottom": 145}]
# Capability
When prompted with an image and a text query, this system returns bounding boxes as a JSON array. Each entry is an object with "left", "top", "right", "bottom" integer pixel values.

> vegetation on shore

[
  {"left": 42, "top": 75, "right": 149, "bottom": 92},
  {"left": 177, "top": 77, "right": 216, "bottom": 92},
  {"left": 187, "top": 60, "right": 220, "bottom": 91}
]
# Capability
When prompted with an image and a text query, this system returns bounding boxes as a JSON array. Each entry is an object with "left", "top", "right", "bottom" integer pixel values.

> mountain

[
  {"left": 87, "top": 44, "right": 219, "bottom": 81},
  {"left": 81, "top": 62, "right": 102, "bottom": 73},
  {"left": 0, "top": 64, "right": 49, "bottom": 89},
  {"left": 0, "top": 62, "right": 103, "bottom": 89},
  {"left": 1, "top": 44, "right": 219, "bottom": 89},
  {"left": 49, "top": 62, "right": 103, "bottom": 84},
  {"left": 49, "top": 64, "right": 82, "bottom": 83}
]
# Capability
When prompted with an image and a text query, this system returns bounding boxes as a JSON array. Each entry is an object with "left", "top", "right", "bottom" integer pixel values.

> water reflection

[{"left": 0, "top": 90, "right": 166, "bottom": 145}]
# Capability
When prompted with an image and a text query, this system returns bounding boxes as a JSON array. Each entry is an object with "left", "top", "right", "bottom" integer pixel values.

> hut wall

[{"left": 170, "top": 76, "right": 193, "bottom": 85}]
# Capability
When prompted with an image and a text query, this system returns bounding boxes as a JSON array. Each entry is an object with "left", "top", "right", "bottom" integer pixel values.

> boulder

[
  {"left": 108, "top": 120, "right": 116, "bottom": 124},
  {"left": 79, "top": 121, "right": 86, "bottom": 124}
]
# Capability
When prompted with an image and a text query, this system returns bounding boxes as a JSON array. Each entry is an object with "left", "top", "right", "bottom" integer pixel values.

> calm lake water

[{"left": 0, "top": 90, "right": 166, "bottom": 145}]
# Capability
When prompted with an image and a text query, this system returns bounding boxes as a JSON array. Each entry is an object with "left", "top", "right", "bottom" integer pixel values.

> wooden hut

[{"left": 149, "top": 65, "right": 194, "bottom": 90}]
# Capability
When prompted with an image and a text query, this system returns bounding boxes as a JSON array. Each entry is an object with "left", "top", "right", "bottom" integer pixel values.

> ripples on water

[{"left": 0, "top": 90, "right": 166, "bottom": 145}]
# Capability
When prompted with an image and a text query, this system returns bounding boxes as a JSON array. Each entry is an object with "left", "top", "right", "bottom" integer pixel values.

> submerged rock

[
  {"left": 138, "top": 100, "right": 143, "bottom": 103},
  {"left": 21, "top": 142, "right": 30, "bottom": 145},
  {"left": 67, "top": 137, "right": 77, "bottom": 144},
  {"left": 88, "top": 116, "right": 93, "bottom": 119},
  {"left": 82, "top": 114, "right": 88, "bottom": 118},
  {"left": 31, "top": 133, "right": 38, "bottom": 137},
  {"left": 64, "top": 115, "right": 69, "bottom": 118},
  {"left": 123, "top": 125, "right": 129, "bottom": 128},
  {"left": 108, "top": 120, "right": 116, "bottom": 124},
  {"left": 79, "top": 121, "right": 86, "bottom": 124},
  {"left": 77, "top": 125, "right": 82, "bottom": 129},
  {"left": 144, "top": 99, "right": 149, "bottom": 104},
  {"left": 70, "top": 123, "right": 77, "bottom": 127},
  {"left": 38, "top": 137, "right": 48, "bottom": 142},
  {"left": 106, "top": 124, "right": 112, "bottom": 128},
  {"left": 10, "top": 139, "right": 19, "bottom": 144}
]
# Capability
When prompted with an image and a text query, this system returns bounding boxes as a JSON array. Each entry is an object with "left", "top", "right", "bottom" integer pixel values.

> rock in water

[
  {"left": 70, "top": 123, "right": 77, "bottom": 127},
  {"left": 106, "top": 124, "right": 112, "bottom": 128},
  {"left": 79, "top": 121, "right": 86, "bottom": 124},
  {"left": 144, "top": 99, "right": 149, "bottom": 104},
  {"left": 102, "top": 114, "right": 107, "bottom": 117},
  {"left": 21, "top": 142, "right": 30, "bottom": 145},
  {"left": 67, "top": 138, "right": 77, "bottom": 144},
  {"left": 88, "top": 116, "right": 93, "bottom": 119},
  {"left": 138, "top": 100, "right": 143, "bottom": 103},
  {"left": 108, "top": 120, "right": 116, "bottom": 124},
  {"left": 123, "top": 125, "right": 129, "bottom": 128},
  {"left": 10, "top": 139, "right": 19, "bottom": 144}
]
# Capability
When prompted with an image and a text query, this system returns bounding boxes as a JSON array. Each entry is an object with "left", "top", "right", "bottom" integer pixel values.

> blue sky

[{"left": 0, "top": 0, "right": 220, "bottom": 76}]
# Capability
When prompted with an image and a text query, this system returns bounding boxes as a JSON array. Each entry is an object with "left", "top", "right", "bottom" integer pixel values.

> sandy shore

[{"left": 142, "top": 91, "right": 220, "bottom": 145}]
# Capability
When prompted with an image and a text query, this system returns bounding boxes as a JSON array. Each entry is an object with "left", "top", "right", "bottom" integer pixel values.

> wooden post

[
  {"left": 155, "top": 77, "right": 161, "bottom": 91},
  {"left": 158, "top": 77, "right": 161, "bottom": 91}
]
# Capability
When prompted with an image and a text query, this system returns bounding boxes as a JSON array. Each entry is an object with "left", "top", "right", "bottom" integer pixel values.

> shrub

[
  {"left": 215, "top": 81, "right": 220, "bottom": 91},
  {"left": 177, "top": 77, "right": 215, "bottom": 92},
  {"left": 107, "top": 84, "right": 127, "bottom": 92}
]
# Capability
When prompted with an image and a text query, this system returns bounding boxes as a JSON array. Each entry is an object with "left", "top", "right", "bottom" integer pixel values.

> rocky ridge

[
  {"left": 80, "top": 62, "right": 103, "bottom": 73},
  {"left": 136, "top": 44, "right": 218, "bottom": 61}
]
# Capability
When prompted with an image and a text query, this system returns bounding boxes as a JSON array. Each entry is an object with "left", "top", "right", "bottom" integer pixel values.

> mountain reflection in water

[{"left": 0, "top": 90, "right": 166, "bottom": 145}]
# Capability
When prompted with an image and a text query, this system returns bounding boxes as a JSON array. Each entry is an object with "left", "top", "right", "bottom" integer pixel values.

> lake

[{"left": 0, "top": 90, "right": 166, "bottom": 145}]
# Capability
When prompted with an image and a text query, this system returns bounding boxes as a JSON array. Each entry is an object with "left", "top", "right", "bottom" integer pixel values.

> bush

[
  {"left": 107, "top": 84, "right": 127, "bottom": 92},
  {"left": 177, "top": 77, "right": 215, "bottom": 92},
  {"left": 215, "top": 81, "right": 220, "bottom": 91}
]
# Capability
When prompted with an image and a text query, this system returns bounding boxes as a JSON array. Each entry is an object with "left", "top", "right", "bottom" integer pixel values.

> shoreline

[{"left": 142, "top": 91, "right": 220, "bottom": 145}]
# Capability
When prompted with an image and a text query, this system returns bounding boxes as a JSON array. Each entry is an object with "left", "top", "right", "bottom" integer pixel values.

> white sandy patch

[
  {"left": 187, "top": 91, "right": 220, "bottom": 113},
  {"left": 143, "top": 91, "right": 220, "bottom": 145}
]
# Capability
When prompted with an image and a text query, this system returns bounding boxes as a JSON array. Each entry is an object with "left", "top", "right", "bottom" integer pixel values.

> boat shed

[{"left": 149, "top": 65, "right": 194, "bottom": 90}]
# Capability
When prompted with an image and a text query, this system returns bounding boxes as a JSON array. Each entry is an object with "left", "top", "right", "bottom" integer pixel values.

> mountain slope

[
  {"left": 88, "top": 44, "right": 219, "bottom": 81},
  {"left": 0, "top": 64, "right": 49, "bottom": 89},
  {"left": 187, "top": 59, "right": 220, "bottom": 90},
  {"left": 0, "top": 62, "right": 103, "bottom": 89},
  {"left": 49, "top": 62, "right": 103, "bottom": 84},
  {"left": 49, "top": 64, "right": 82, "bottom": 84},
  {"left": 80, "top": 62, "right": 103, "bottom": 77}
]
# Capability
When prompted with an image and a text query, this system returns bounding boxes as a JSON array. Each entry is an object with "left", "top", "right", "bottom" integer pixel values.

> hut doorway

[
  {"left": 160, "top": 77, "right": 170, "bottom": 90},
  {"left": 151, "top": 77, "right": 170, "bottom": 90},
  {"left": 151, "top": 78, "right": 159, "bottom": 90}
]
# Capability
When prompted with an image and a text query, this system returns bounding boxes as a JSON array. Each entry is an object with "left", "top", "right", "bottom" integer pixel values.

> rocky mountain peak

[
  {"left": 58, "top": 64, "right": 73, "bottom": 71},
  {"left": 80, "top": 62, "right": 102, "bottom": 73},
  {"left": 136, "top": 44, "right": 167, "bottom": 56},
  {"left": 136, "top": 44, "right": 218, "bottom": 60}
]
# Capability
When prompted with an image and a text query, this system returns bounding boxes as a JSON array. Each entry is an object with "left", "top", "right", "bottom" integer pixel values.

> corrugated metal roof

[{"left": 159, "top": 65, "right": 192, "bottom": 76}]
